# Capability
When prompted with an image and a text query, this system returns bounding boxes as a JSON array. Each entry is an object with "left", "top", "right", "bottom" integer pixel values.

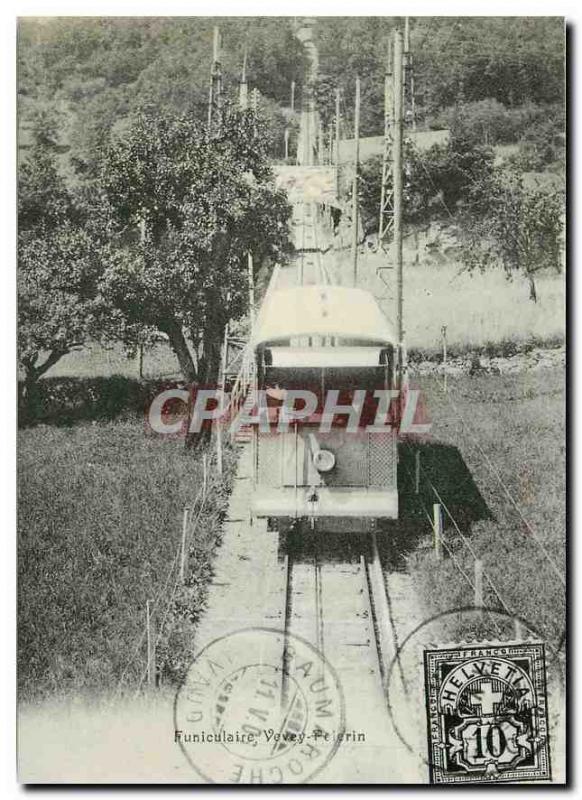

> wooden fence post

[
  {"left": 216, "top": 419, "right": 223, "bottom": 477},
  {"left": 146, "top": 599, "right": 155, "bottom": 689},
  {"left": 432, "top": 503, "right": 442, "bottom": 560},
  {"left": 180, "top": 506, "right": 190, "bottom": 584},
  {"left": 216, "top": 326, "right": 229, "bottom": 477},
  {"left": 441, "top": 324, "right": 448, "bottom": 393},
  {"left": 474, "top": 559, "right": 483, "bottom": 618}
]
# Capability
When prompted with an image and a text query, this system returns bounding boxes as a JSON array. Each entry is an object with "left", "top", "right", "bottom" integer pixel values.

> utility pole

[
  {"left": 378, "top": 37, "right": 394, "bottom": 248},
  {"left": 327, "top": 124, "right": 333, "bottom": 168},
  {"left": 207, "top": 26, "right": 222, "bottom": 133},
  {"left": 393, "top": 30, "right": 404, "bottom": 385},
  {"left": 351, "top": 76, "right": 360, "bottom": 287},
  {"left": 334, "top": 88, "right": 341, "bottom": 198},
  {"left": 317, "top": 119, "right": 324, "bottom": 165},
  {"left": 248, "top": 252, "right": 255, "bottom": 333},
  {"left": 239, "top": 48, "right": 248, "bottom": 110},
  {"left": 146, "top": 600, "right": 155, "bottom": 688}
]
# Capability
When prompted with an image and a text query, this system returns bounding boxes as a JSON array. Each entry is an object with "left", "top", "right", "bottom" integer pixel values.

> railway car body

[{"left": 247, "top": 285, "right": 400, "bottom": 533}]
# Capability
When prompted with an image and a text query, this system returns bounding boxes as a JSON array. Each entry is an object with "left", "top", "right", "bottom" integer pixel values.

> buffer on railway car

[{"left": 248, "top": 284, "right": 400, "bottom": 534}]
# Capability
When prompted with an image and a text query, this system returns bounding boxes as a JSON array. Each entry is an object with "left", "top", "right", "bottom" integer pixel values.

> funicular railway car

[{"left": 248, "top": 285, "right": 400, "bottom": 533}]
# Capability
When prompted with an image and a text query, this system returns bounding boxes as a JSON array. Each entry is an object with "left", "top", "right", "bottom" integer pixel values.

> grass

[
  {"left": 41, "top": 340, "right": 181, "bottom": 380},
  {"left": 18, "top": 419, "right": 237, "bottom": 701},
  {"left": 327, "top": 241, "right": 565, "bottom": 352},
  {"left": 403, "top": 367, "right": 565, "bottom": 646}
]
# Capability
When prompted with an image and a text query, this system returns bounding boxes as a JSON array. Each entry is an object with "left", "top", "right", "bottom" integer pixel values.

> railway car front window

[{"left": 261, "top": 366, "right": 393, "bottom": 428}]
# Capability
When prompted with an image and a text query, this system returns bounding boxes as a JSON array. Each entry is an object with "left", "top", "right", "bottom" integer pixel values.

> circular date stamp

[{"left": 174, "top": 627, "right": 345, "bottom": 784}]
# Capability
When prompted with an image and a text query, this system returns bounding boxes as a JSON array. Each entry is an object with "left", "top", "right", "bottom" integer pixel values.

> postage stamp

[
  {"left": 174, "top": 627, "right": 345, "bottom": 784},
  {"left": 423, "top": 642, "right": 551, "bottom": 784}
]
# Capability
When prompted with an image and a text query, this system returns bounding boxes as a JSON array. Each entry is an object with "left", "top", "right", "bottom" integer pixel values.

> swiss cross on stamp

[{"left": 424, "top": 642, "right": 551, "bottom": 784}]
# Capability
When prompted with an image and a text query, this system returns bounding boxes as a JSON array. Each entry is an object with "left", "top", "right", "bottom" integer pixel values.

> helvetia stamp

[{"left": 424, "top": 642, "right": 551, "bottom": 784}]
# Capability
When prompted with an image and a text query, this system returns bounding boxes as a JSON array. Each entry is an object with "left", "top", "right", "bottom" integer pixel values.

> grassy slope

[
  {"left": 18, "top": 420, "right": 236, "bottom": 700},
  {"left": 405, "top": 367, "right": 565, "bottom": 646},
  {"left": 326, "top": 242, "right": 565, "bottom": 351}
]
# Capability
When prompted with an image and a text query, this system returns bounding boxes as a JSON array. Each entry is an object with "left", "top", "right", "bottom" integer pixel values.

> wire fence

[
  {"left": 401, "top": 332, "right": 565, "bottom": 644},
  {"left": 401, "top": 452, "right": 511, "bottom": 641},
  {"left": 113, "top": 455, "right": 210, "bottom": 699}
]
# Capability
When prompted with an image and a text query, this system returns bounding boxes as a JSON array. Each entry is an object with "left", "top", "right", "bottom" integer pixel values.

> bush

[
  {"left": 18, "top": 375, "right": 177, "bottom": 427},
  {"left": 430, "top": 100, "right": 563, "bottom": 148}
]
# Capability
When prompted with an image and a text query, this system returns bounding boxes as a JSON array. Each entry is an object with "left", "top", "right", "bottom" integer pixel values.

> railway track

[
  {"left": 281, "top": 532, "right": 405, "bottom": 680},
  {"left": 281, "top": 201, "right": 330, "bottom": 288},
  {"left": 270, "top": 197, "right": 411, "bottom": 746}
]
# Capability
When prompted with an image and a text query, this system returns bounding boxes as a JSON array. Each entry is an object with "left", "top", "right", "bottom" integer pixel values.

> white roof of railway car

[{"left": 252, "top": 286, "right": 397, "bottom": 347}]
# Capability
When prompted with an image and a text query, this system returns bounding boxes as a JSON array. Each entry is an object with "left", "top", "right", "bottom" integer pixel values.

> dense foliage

[
  {"left": 313, "top": 17, "right": 564, "bottom": 136},
  {"left": 18, "top": 125, "right": 112, "bottom": 415},
  {"left": 359, "top": 134, "right": 496, "bottom": 235},
  {"left": 99, "top": 106, "right": 292, "bottom": 386},
  {"left": 18, "top": 17, "right": 307, "bottom": 175}
]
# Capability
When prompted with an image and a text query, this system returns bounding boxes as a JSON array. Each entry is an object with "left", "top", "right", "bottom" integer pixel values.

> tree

[
  {"left": 461, "top": 168, "right": 564, "bottom": 302},
  {"left": 99, "top": 106, "right": 292, "bottom": 390},
  {"left": 313, "top": 17, "right": 564, "bottom": 124},
  {"left": 18, "top": 132, "right": 109, "bottom": 417}
]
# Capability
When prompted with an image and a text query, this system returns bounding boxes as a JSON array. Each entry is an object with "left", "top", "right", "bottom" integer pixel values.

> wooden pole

[
  {"left": 432, "top": 503, "right": 442, "bottom": 560},
  {"left": 474, "top": 559, "right": 484, "bottom": 618},
  {"left": 514, "top": 618, "right": 524, "bottom": 640},
  {"left": 146, "top": 600, "right": 154, "bottom": 688},
  {"left": 334, "top": 88, "right": 341, "bottom": 197},
  {"left": 393, "top": 30, "right": 404, "bottom": 386},
  {"left": 351, "top": 76, "right": 360, "bottom": 287},
  {"left": 248, "top": 253, "right": 255, "bottom": 333},
  {"left": 202, "top": 454, "right": 208, "bottom": 499},
  {"left": 441, "top": 324, "right": 448, "bottom": 393},
  {"left": 239, "top": 48, "right": 248, "bottom": 110},
  {"left": 216, "top": 325, "right": 228, "bottom": 476},
  {"left": 179, "top": 506, "right": 190, "bottom": 584},
  {"left": 415, "top": 450, "right": 420, "bottom": 495},
  {"left": 138, "top": 344, "right": 144, "bottom": 379},
  {"left": 327, "top": 123, "right": 333, "bottom": 167},
  {"left": 208, "top": 26, "right": 222, "bottom": 131}
]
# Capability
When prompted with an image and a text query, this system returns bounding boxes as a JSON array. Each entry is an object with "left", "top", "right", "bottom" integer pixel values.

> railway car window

[{"left": 260, "top": 365, "right": 391, "bottom": 426}]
